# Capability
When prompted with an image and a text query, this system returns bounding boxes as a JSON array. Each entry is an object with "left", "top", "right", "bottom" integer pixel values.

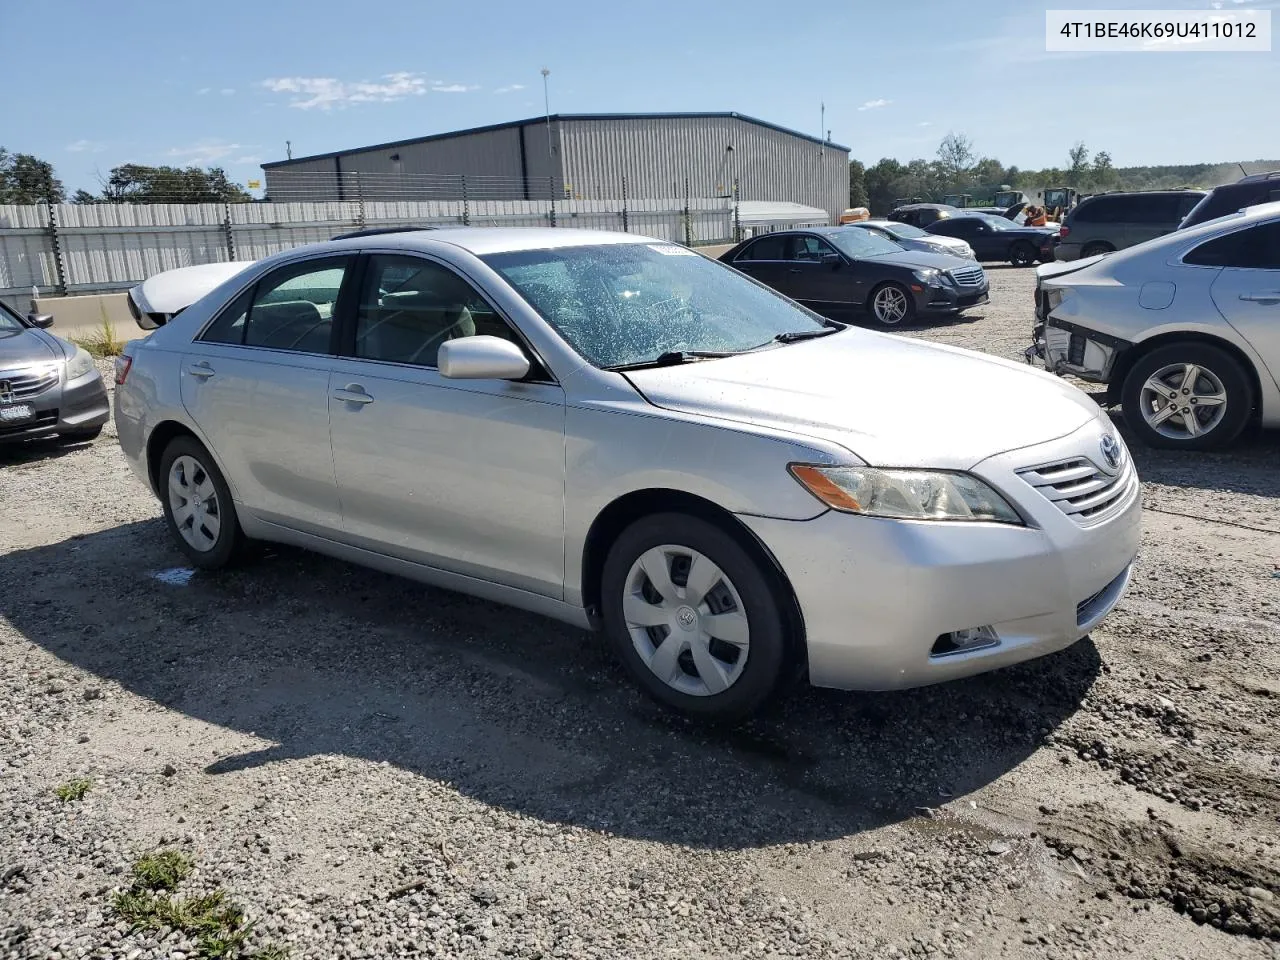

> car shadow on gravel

[
  {"left": 0, "top": 435, "right": 98, "bottom": 467},
  {"left": 1, "top": 519, "right": 1102, "bottom": 850}
]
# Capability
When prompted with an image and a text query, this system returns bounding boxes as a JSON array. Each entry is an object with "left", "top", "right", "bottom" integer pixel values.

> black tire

[
  {"left": 1080, "top": 242, "right": 1114, "bottom": 259},
  {"left": 58, "top": 425, "right": 102, "bottom": 443},
  {"left": 868, "top": 281, "right": 917, "bottom": 326},
  {"left": 1121, "top": 343, "right": 1253, "bottom": 451},
  {"left": 157, "top": 435, "right": 246, "bottom": 569},
  {"left": 1009, "top": 241, "right": 1037, "bottom": 267},
  {"left": 600, "top": 513, "right": 793, "bottom": 723}
]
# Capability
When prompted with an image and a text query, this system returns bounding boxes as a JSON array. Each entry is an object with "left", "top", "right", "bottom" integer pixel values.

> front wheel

[
  {"left": 869, "top": 282, "right": 916, "bottom": 326},
  {"left": 1010, "top": 241, "right": 1037, "bottom": 267},
  {"left": 1121, "top": 343, "right": 1253, "bottom": 450},
  {"left": 600, "top": 513, "right": 792, "bottom": 722},
  {"left": 158, "top": 435, "right": 246, "bottom": 568}
]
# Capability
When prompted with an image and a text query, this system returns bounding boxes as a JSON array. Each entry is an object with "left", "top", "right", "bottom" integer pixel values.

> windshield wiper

[
  {"left": 606, "top": 349, "right": 738, "bottom": 372},
  {"left": 771, "top": 326, "right": 841, "bottom": 344}
]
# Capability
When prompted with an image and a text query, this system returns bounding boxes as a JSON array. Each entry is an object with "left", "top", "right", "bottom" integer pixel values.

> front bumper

[
  {"left": 742, "top": 420, "right": 1141, "bottom": 691},
  {"left": 918, "top": 282, "right": 991, "bottom": 314},
  {"left": 1025, "top": 314, "right": 1132, "bottom": 384},
  {"left": 0, "top": 366, "right": 109, "bottom": 443}
]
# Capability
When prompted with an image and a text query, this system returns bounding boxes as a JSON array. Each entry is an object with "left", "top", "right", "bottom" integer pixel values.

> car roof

[{"left": 311, "top": 227, "right": 659, "bottom": 257}]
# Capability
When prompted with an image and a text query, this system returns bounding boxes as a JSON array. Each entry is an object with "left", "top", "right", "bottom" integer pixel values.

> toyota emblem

[{"left": 1099, "top": 434, "right": 1122, "bottom": 472}]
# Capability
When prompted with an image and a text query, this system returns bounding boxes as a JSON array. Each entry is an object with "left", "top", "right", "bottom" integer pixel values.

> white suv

[{"left": 1027, "top": 201, "right": 1280, "bottom": 450}]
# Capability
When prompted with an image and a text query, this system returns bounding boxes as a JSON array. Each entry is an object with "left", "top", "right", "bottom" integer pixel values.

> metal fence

[{"left": 0, "top": 190, "right": 738, "bottom": 306}]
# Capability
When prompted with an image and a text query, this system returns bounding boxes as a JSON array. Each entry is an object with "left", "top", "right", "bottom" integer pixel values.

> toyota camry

[{"left": 115, "top": 229, "right": 1140, "bottom": 721}]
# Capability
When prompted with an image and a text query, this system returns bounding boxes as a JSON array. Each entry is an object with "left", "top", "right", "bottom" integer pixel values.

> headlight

[
  {"left": 960, "top": 244, "right": 976, "bottom": 259},
  {"left": 789, "top": 465, "right": 1023, "bottom": 524},
  {"left": 912, "top": 268, "right": 941, "bottom": 286},
  {"left": 65, "top": 346, "right": 96, "bottom": 380}
]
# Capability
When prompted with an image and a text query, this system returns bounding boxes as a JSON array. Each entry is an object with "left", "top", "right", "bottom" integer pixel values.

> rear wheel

[
  {"left": 1121, "top": 343, "right": 1252, "bottom": 450},
  {"left": 158, "top": 436, "right": 246, "bottom": 568},
  {"left": 1010, "top": 241, "right": 1037, "bottom": 267},
  {"left": 869, "top": 282, "right": 916, "bottom": 326},
  {"left": 600, "top": 513, "right": 792, "bottom": 722}
]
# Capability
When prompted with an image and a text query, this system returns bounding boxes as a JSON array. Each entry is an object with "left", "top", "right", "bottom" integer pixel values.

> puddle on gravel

[{"left": 152, "top": 567, "right": 196, "bottom": 586}]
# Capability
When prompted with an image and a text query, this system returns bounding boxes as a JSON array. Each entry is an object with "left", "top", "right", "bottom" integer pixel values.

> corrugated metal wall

[
  {"left": 263, "top": 116, "right": 848, "bottom": 216},
  {"left": 559, "top": 117, "right": 848, "bottom": 221}
]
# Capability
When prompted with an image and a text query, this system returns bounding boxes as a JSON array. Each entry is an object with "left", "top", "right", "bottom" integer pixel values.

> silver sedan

[
  {"left": 116, "top": 229, "right": 1140, "bottom": 721},
  {"left": 844, "top": 219, "right": 977, "bottom": 261}
]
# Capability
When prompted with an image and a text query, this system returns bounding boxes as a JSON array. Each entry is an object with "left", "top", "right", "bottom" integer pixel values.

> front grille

[
  {"left": 1017, "top": 455, "right": 1134, "bottom": 525},
  {"left": 0, "top": 366, "right": 59, "bottom": 400},
  {"left": 950, "top": 265, "right": 985, "bottom": 286}
]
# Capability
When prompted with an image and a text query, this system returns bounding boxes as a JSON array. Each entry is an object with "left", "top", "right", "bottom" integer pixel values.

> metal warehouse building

[{"left": 261, "top": 112, "right": 850, "bottom": 221}]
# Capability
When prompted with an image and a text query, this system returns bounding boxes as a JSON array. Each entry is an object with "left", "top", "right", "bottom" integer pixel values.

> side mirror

[
  {"left": 820, "top": 252, "right": 843, "bottom": 267},
  {"left": 438, "top": 335, "right": 531, "bottom": 381},
  {"left": 27, "top": 313, "right": 53, "bottom": 328}
]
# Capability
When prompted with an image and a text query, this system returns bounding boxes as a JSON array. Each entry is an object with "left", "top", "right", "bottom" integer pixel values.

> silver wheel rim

[
  {"left": 873, "top": 286, "right": 909, "bottom": 325},
  {"left": 168, "top": 455, "right": 222, "bottom": 552},
  {"left": 622, "top": 545, "right": 750, "bottom": 697},
  {"left": 1138, "top": 362, "right": 1228, "bottom": 440}
]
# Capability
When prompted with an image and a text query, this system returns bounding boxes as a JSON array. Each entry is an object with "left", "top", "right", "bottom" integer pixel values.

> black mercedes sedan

[
  {"left": 0, "top": 301, "right": 109, "bottom": 444},
  {"left": 718, "top": 227, "right": 989, "bottom": 326},
  {"left": 925, "top": 213, "right": 1059, "bottom": 267}
]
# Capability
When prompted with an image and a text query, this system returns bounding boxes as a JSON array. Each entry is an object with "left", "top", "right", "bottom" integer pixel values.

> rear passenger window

[
  {"left": 738, "top": 236, "right": 786, "bottom": 261},
  {"left": 1185, "top": 222, "right": 1280, "bottom": 269},
  {"left": 200, "top": 257, "right": 349, "bottom": 353}
]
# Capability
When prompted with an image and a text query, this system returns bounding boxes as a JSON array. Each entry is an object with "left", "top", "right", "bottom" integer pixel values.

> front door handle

[
  {"left": 1239, "top": 292, "right": 1280, "bottom": 304},
  {"left": 333, "top": 384, "right": 374, "bottom": 405},
  {"left": 187, "top": 362, "right": 214, "bottom": 379}
]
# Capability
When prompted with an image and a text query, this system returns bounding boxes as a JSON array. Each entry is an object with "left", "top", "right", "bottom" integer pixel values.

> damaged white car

[{"left": 1028, "top": 200, "right": 1280, "bottom": 450}]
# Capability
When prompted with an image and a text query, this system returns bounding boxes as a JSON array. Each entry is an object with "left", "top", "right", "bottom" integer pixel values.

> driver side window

[
  {"left": 354, "top": 255, "right": 519, "bottom": 368},
  {"left": 786, "top": 236, "right": 838, "bottom": 261}
]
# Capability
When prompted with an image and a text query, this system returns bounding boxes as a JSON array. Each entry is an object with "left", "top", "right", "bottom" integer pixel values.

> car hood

[
  {"left": 625, "top": 331, "right": 1100, "bottom": 469},
  {"left": 0, "top": 327, "right": 59, "bottom": 368},
  {"left": 864, "top": 249, "right": 971, "bottom": 271}
]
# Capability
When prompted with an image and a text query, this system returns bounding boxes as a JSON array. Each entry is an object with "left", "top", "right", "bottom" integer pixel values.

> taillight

[
  {"left": 114, "top": 355, "right": 133, "bottom": 385},
  {"left": 1059, "top": 225, "right": 1070, "bottom": 238}
]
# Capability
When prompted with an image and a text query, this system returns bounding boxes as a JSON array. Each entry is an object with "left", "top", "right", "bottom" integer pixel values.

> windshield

[
  {"left": 974, "top": 214, "right": 1014, "bottom": 231},
  {"left": 827, "top": 229, "right": 905, "bottom": 259},
  {"left": 879, "top": 222, "right": 928, "bottom": 240},
  {"left": 0, "top": 302, "right": 26, "bottom": 336},
  {"left": 482, "top": 242, "right": 830, "bottom": 369}
]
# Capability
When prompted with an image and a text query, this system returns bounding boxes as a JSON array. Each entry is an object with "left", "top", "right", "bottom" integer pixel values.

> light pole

[{"left": 541, "top": 68, "right": 553, "bottom": 197}]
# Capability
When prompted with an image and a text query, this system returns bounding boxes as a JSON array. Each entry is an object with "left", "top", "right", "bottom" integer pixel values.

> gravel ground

[{"left": 2, "top": 274, "right": 1278, "bottom": 960}]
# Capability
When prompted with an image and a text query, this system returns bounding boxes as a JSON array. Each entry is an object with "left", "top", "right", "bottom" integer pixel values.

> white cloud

[
  {"left": 221, "top": 88, "right": 236, "bottom": 95},
  {"left": 233, "top": 155, "right": 263, "bottom": 164},
  {"left": 196, "top": 87, "right": 211, "bottom": 95},
  {"left": 857, "top": 98, "right": 891, "bottom": 111},
  {"left": 494, "top": 83, "right": 526, "bottom": 94},
  {"left": 262, "top": 71, "right": 430, "bottom": 110},
  {"left": 917, "top": 121, "right": 932, "bottom": 127},
  {"left": 66, "top": 139, "right": 105, "bottom": 153},
  {"left": 431, "top": 83, "right": 478, "bottom": 93},
  {"left": 166, "top": 141, "right": 255, "bottom": 165}
]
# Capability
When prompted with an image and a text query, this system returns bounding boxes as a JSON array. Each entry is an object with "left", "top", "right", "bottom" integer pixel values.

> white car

[
  {"left": 1029, "top": 200, "right": 1280, "bottom": 450},
  {"left": 844, "top": 219, "right": 977, "bottom": 261}
]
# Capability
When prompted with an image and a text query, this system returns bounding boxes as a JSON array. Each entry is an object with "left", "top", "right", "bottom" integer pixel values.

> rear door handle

[
  {"left": 333, "top": 384, "right": 374, "bottom": 405},
  {"left": 1239, "top": 292, "right": 1280, "bottom": 304},
  {"left": 787, "top": 268, "right": 803, "bottom": 274},
  {"left": 187, "top": 362, "right": 214, "bottom": 379}
]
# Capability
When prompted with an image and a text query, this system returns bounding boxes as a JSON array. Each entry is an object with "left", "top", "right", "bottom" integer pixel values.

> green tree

[
  {"left": 864, "top": 158, "right": 906, "bottom": 215},
  {"left": 1091, "top": 150, "right": 1115, "bottom": 190},
  {"left": 0, "top": 148, "right": 65, "bottom": 203},
  {"left": 85, "top": 164, "right": 251, "bottom": 203},
  {"left": 848, "top": 159, "right": 868, "bottom": 208},
  {"left": 1066, "top": 142, "right": 1091, "bottom": 189}
]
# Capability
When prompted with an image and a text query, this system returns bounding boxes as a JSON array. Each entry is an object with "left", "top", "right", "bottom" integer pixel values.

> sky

[{"left": 5, "top": 0, "right": 1278, "bottom": 195}]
